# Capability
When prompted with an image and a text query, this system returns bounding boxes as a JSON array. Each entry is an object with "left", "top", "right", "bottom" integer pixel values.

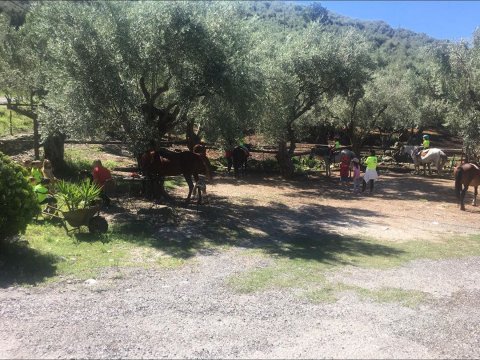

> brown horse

[
  {"left": 230, "top": 145, "right": 250, "bottom": 178},
  {"left": 454, "top": 163, "right": 480, "bottom": 211},
  {"left": 140, "top": 148, "right": 212, "bottom": 203}
]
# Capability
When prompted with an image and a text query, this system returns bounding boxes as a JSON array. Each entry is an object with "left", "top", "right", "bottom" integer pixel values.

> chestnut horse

[
  {"left": 140, "top": 148, "right": 212, "bottom": 203},
  {"left": 454, "top": 163, "right": 480, "bottom": 211}
]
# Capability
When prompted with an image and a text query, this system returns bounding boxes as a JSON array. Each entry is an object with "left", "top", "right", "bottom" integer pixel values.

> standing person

[
  {"left": 92, "top": 159, "right": 113, "bottom": 206},
  {"left": 351, "top": 158, "right": 361, "bottom": 194},
  {"left": 334, "top": 137, "right": 341, "bottom": 151},
  {"left": 362, "top": 150, "right": 379, "bottom": 194},
  {"left": 339, "top": 154, "right": 350, "bottom": 185}
]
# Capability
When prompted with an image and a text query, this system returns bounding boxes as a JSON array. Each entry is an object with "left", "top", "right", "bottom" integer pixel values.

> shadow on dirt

[
  {"left": 112, "top": 186, "right": 405, "bottom": 266},
  {"left": 212, "top": 171, "right": 458, "bottom": 204}
]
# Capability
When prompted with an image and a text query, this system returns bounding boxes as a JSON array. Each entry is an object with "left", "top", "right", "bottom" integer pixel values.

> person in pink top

[{"left": 351, "top": 157, "right": 361, "bottom": 194}]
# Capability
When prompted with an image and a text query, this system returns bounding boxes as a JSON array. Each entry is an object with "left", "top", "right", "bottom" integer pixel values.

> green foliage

[
  {"left": 55, "top": 179, "right": 101, "bottom": 211},
  {"left": 0, "top": 151, "right": 39, "bottom": 242}
]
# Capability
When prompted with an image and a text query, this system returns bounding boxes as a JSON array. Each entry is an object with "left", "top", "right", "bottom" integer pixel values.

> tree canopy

[{"left": 1, "top": 0, "right": 478, "bottom": 174}]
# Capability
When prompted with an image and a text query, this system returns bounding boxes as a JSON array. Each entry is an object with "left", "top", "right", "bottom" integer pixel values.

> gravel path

[
  {"left": 1, "top": 173, "right": 480, "bottom": 359},
  {"left": 1, "top": 250, "right": 480, "bottom": 359}
]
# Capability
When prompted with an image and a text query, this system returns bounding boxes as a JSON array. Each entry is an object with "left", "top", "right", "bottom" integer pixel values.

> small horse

[
  {"left": 229, "top": 145, "right": 250, "bottom": 178},
  {"left": 401, "top": 145, "right": 448, "bottom": 176},
  {"left": 310, "top": 146, "right": 356, "bottom": 177},
  {"left": 140, "top": 148, "right": 212, "bottom": 203},
  {"left": 454, "top": 163, "right": 480, "bottom": 211}
]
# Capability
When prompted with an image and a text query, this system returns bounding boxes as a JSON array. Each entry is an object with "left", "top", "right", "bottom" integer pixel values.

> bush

[{"left": 0, "top": 152, "right": 40, "bottom": 242}]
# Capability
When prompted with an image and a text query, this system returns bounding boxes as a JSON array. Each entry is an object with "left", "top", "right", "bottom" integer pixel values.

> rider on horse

[{"left": 416, "top": 134, "right": 430, "bottom": 156}]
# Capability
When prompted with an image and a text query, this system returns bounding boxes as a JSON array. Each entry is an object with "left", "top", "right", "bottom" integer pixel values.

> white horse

[{"left": 400, "top": 145, "right": 448, "bottom": 175}]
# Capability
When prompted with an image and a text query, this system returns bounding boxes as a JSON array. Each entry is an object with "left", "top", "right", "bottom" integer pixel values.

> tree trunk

[
  {"left": 276, "top": 140, "right": 294, "bottom": 179},
  {"left": 186, "top": 119, "right": 201, "bottom": 151},
  {"left": 43, "top": 133, "right": 66, "bottom": 174}
]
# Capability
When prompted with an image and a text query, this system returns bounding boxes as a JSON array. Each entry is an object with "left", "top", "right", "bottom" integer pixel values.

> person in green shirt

[
  {"left": 422, "top": 134, "right": 430, "bottom": 149},
  {"left": 362, "top": 149, "right": 379, "bottom": 194},
  {"left": 334, "top": 138, "right": 341, "bottom": 150},
  {"left": 30, "top": 177, "right": 56, "bottom": 205},
  {"left": 416, "top": 134, "right": 430, "bottom": 156},
  {"left": 30, "top": 162, "right": 43, "bottom": 184}
]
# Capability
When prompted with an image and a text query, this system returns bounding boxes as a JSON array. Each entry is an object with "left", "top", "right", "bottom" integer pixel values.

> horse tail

[
  {"left": 200, "top": 154, "right": 212, "bottom": 181},
  {"left": 455, "top": 165, "right": 463, "bottom": 199}
]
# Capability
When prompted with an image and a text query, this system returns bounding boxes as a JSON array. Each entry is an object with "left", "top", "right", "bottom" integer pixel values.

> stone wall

[{"left": 0, "top": 134, "right": 35, "bottom": 156}]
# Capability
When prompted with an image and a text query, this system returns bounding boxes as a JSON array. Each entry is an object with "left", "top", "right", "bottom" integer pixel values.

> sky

[{"left": 303, "top": 1, "right": 480, "bottom": 42}]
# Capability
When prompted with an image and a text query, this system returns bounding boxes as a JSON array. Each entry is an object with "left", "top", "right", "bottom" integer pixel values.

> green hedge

[{"left": 0, "top": 152, "right": 40, "bottom": 242}]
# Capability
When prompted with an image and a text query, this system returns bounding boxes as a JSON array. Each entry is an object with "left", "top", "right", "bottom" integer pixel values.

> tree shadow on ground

[
  {"left": 0, "top": 241, "right": 57, "bottom": 288},
  {"left": 269, "top": 171, "right": 459, "bottom": 204},
  {"left": 113, "top": 190, "right": 405, "bottom": 266}
]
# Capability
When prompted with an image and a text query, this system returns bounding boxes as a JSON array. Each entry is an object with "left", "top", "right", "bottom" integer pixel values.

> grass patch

[
  {"left": 355, "top": 287, "right": 429, "bottom": 308},
  {"left": 227, "top": 234, "right": 480, "bottom": 296},
  {"left": 0, "top": 221, "right": 195, "bottom": 287},
  {"left": 0, "top": 110, "right": 33, "bottom": 136}
]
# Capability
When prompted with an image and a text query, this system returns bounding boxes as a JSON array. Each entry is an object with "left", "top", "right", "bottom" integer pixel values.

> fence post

[{"left": 9, "top": 110, "right": 12, "bottom": 135}]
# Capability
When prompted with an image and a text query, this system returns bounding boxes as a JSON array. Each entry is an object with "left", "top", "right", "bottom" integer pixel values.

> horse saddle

[{"left": 419, "top": 150, "right": 429, "bottom": 158}]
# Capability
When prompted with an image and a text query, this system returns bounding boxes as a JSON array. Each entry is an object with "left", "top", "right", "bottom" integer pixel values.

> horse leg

[
  {"left": 472, "top": 186, "right": 478, "bottom": 206},
  {"left": 460, "top": 185, "right": 468, "bottom": 211},
  {"left": 324, "top": 157, "right": 330, "bottom": 177},
  {"left": 193, "top": 174, "right": 202, "bottom": 205},
  {"left": 184, "top": 174, "right": 194, "bottom": 203}
]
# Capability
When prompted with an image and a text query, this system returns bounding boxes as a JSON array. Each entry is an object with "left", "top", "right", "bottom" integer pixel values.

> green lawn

[{"left": 0, "top": 110, "right": 33, "bottom": 136}]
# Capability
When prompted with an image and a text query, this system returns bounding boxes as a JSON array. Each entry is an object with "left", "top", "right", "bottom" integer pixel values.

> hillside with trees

[{"left": 1, "top": 1, "right": 478, "bottom": 176}]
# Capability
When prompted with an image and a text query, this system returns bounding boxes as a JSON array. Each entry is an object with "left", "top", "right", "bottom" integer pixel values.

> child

[
  {"left": 351, "top": 158, "right": 361, "bottom": 194},
  {"left": 30, "top": 160, "right": 43, "bottom": 184},
  {"left": 339, "top": 154, "right": 350, "bottom": 185},
  {"left": 29, "top": 177, "right": 57, "bottom": 206},
  {"left": 92, "top": 159, "right": 113, "bottom": 206}
]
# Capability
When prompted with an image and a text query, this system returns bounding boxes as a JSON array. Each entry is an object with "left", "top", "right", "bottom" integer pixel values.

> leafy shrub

[
  {"left": 0, "top": 152, "right": 40, "bottom": 242},
  {"left": 293, "top": 156, "right": 322, "bottom": 173},
  {"left": 55, "top": 179, "right": 102, "bottom": 211}
]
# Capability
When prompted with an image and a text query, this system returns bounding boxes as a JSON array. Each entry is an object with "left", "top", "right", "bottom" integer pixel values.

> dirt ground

[{"left": 2, "top": 160, "right": 480, "bottom": 358}]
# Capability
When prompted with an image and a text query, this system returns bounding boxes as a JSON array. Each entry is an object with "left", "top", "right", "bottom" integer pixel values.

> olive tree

[
  {"left": 255, "top": 24, "right": 373, "bottom": 177},
  {"left": 439, "top": 32, "right": 480, "bottom": 159},
  {"left": 18, "top": 1, "right": 255, "bottom": 163}
]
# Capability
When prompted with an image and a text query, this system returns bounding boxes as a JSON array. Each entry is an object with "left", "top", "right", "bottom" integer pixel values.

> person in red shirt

[
  {"left": 92, "top": 160, "right": 113, "bottom": 206},
  {"left": 339, "top": 154, "right": 350, "bottom": 186}
]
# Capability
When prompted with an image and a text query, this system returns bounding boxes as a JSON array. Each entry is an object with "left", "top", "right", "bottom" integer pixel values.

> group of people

[
  {"left": 25, "top": 158, "right": 113, "bottom": 208},
  {"left": 335, "top": 133, "right": 432, "bottom": 195},
  {"left": 338, "top": 149, "right": 378, "bottom": 195}
]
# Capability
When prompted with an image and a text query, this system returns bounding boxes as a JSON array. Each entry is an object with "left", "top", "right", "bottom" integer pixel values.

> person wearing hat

[
  {"left": 422, "top": 134, "right": 430, "bottom": 149},
  {"left": 362, "top": 150, "right": 378, "bottom": 194},
  {"left": 416, "top": 134, "right": 430, "bottom": 156},
  {"left": 351, "top": 157, "right": 361, "bottom": 194}
]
